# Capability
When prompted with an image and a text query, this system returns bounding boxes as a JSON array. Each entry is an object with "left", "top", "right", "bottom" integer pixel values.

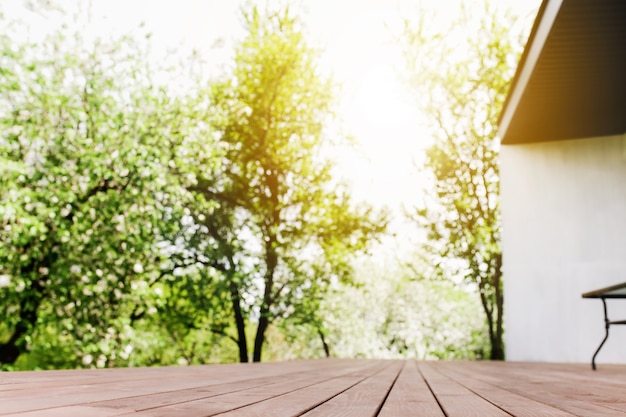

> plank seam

[
  {"left": 434, "top": 367, "right": 516, "bottom": 417},
  {"left": 110, "top": 368, "right": 330, "bottom": 412},
  {"left": 436, "top": 364, "right": 580, "bottom": 417},
  {"left": 6, "top": 368, "right": 324, "bottom": 415},
  {"left": 416, "top": 362, "right": 449, "bottom": 417},
  {"left": 1, "top": 364, "right": 332, "bottom": 411},
  {"left": 207, "top": 362, "right": 390, "bottom": 417},
  {"left": 373, "top": 360, "right": 404, "bottom": 417},
  {"left": 290, "top": 362, "right": 394, "bottom": 417}
]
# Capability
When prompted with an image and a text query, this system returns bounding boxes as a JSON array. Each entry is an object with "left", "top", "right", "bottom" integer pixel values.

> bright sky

[
  {"left": 2, "top": 0, "right": 541, "bottom": 242},
  {"left": 89, "top": 0, "right": 429, "bottom": 214}
]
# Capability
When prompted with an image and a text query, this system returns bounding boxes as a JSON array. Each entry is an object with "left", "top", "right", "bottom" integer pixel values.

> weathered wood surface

[{"left": 1, "top": 359, "right": 625, "bottom": 416}]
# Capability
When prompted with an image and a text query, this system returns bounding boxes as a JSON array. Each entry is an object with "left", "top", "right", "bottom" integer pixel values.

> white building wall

[{"left": 501, "top": 134, "right": 626, "bottom": 363}]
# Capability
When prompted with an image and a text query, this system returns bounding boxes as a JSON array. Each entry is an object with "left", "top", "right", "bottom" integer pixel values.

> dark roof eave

[{"left": 498, "top": 0, "right": 626, "bottom": 145}]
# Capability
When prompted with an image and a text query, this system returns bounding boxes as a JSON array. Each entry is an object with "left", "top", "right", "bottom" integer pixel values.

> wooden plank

[
  {"left": 377, "top": 360, "right": 445, "bottom": 417},
  {"left": 109, "top": 360, "right": 388, "bottom": 417},
  {"left": 443, "top": 361, "right": 626, "bottom": 417},
  {"left": 417, "top": 362, "right": 510, "bottom": 417},
  {"left": 434, "top": 361, "right": 578, "bottom": 417},
  {"left": 89, "top": 374, "right": 301, "bottom": 411},
  {"left": 481, "top": 361, "right": 626, "bottom": 414},
  {"left": 298, "top": 360, "right": 403, "bottom": 417},
  {"left": 3, "top": 359, "right": 626, "bottom": 416},
  {"left": 215, "top": 377, "right": 375, "bottom": 417},
  {"left": 0, "top": 360, "right": 337, "bottom": 393},
  {"left": 89, "top": 359, "right": 361, "bottom": 412},
  {"left": 0, "top": 406, "right": 129, "bottom": 417},
  {"left": 0, "top": 360, "right": 356, "bottom": 415}
]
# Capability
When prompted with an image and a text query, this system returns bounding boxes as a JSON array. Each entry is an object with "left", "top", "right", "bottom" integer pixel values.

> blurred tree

[
  {"left": 0, "top": 19, "right": 205, "bottom": 367},
  {"left": 311, "top": 256, "right": 488, "bottom": 360},
  {"left": 401, "top": 3, "right": 529, "bottom": 359},
  {"left": 0, "top": 1, "right": 390, "bottom": 369},
  {"left": 194, "top": 4, "right": 388, "bottom": 362}
]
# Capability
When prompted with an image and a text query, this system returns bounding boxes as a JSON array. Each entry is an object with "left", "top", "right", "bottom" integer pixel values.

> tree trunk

[
  {"left": 491, "top": 253, "right": 505, "bottom": 360},
  {"left": 480, "top": 253, "right": 505, "bottom": 360},
  {"left": 230, "top": 281, "right": 249, "bottom": 363},
  {"left": 0, "top": 328, "right": 26, "bottom": 365},
  {"left": 318, "top": 327, "right": 330, "bottom": 358},
  {"left": 0, "top": 278, "right": 44, "bottom": 366},
  {"left": 477, "top": 281, "right": 496, "bottom": 358},
  {"left": 477, "top": 276, "right": 505, "bottom": 360},
  {"left": 490, "top": 337, "right": 504, "bottom": 360},
  {"left": 253, "top": 231, "right": 278, "bottom": 363},
  {"left": 253, "top": 312, "right": 269, "bottom": 362}
]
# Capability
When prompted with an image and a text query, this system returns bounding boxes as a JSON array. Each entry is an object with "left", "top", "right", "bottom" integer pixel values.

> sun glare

[
  {"left": 352, "top": 65, "right": 412, "bottom": 130},
  {"left": 9, "top": 0, "right": 540, "bottom": 223},
  {"left": 307, "top": 1, "right": 431, "bottom": 215}
]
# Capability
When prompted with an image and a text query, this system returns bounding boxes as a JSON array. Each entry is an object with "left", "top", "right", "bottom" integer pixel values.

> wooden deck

[{"left": 2, "top": 359, "right": 626, "bottom": 416}]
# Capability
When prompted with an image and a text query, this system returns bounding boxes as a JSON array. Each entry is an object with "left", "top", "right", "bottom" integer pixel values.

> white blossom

[
  {"left": 0, "top": 275, "right": 10, "bottom": 288},
  {"left": 133, "top": 262, "right": 144, "bottom": 274}
]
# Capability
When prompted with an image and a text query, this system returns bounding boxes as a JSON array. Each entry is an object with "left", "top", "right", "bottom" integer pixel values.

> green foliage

[
  {"left": 0, "top": 3, "right": 387, "bottom": 368},
  {"left": 192, "top": 4, "right": 388, "bottom": 362},
  {"left": 0, "top": 16, "right": 205, "bottom": 367},
  {"left": 401, "top": 2, "right": 528, "bottom": 359},
  {"left": 1, "top": 0, "right": 502, "bottom": 369},
  {"left": 306, "top": 257, "right": 489, "bottom": 360}
]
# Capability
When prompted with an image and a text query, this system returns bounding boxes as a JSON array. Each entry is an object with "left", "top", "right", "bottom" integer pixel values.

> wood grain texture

[
  {"left": 440, "top": 361, "right": 626, "bottom": 417},
  {"left": 2, "top": 359, "right": 626, "bottom": 417},
  {"left": 417, "top": 361, "right": 511, "bottom": 417},
  {"left": 120, "top": 360, "right": 388, "bottom": 417},
  {"left": 376, "top": 360, "right": 445, "bottom": 417},
  {"left": 433, "top": 362, "right": 577, "bottom": 417},
  {"left": 299, "top": 360, "right": 403, "bottom": 417}
]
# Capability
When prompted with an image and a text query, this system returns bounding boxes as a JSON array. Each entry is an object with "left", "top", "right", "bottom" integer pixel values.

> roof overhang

[{"left": 499, "top": 0, "right": 626, "bottom": 145}]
